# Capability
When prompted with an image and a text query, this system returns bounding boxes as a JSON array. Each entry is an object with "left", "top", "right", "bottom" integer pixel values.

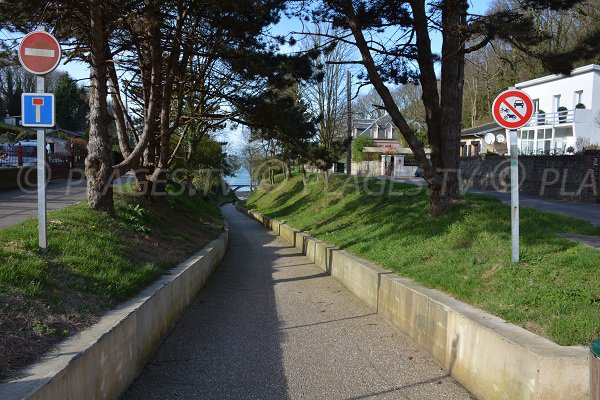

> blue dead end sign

[{"left": 21, "top": 93, "right": 55, "bottom": 127}]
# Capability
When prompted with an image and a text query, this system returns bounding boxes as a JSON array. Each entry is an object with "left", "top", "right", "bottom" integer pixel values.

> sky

[
  {"left": 1, "top": 0, "right": 493, "bottom": 151},
  {"left": 4, "top": 0, "right": 494, "bottom": 82}
]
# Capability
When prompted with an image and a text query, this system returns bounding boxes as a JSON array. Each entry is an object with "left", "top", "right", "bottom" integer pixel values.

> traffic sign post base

[
  {"left": 36, "top": 127, "right": 47, "bottom": 251},
  {"left": 510, "top": 129, "right": 519, "bottom": 263},
  {"left": 36, "top": 75, "right": 47, "bottom": 251}
]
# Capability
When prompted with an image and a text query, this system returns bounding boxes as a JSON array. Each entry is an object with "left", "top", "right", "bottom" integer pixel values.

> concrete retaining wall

[
  {"left": 279, "top": 223, "right": 298, "bottom": 247},
  {"left": 0, "top": 227, "right": 228, "bottom": 400},
  {"left": 330, "top": 250, "right": 388, "bottom": 311},
  {"left": 238, "top": 204, "right": 591, "bottom": 400}
]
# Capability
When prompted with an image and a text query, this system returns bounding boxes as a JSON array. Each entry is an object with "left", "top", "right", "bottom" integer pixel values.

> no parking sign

[{"left": 492, "top": 89, "right": 534, "bottom": 129}]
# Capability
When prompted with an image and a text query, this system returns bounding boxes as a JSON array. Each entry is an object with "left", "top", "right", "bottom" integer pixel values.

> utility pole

[{"left": 346, "top": 71, "right": 352, "bottom": 176}]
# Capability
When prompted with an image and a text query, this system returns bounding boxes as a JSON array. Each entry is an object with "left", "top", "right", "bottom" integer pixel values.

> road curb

[
  {"left": 237, "top": 203, "right": 590, "bottom": 400},
  {"left": 0, "top": 225, "right": 229, "bottom": 400}
]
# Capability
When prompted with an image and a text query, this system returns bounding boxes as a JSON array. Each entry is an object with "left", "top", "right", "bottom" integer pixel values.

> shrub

[
  {"left": 537, "top": 110, "right": 546, "bottom": 124},
  {"left": 351, "top": 136, "right": 376, "bottom": 161}
]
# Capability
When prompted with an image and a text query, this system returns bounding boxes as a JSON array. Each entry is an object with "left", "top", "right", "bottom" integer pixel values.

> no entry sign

[
  {"left": 18, "top": 31, "right": 61, "bottom": 75},
  {"left": 492, "top": 89, "right": 534, "bottom": 130}
]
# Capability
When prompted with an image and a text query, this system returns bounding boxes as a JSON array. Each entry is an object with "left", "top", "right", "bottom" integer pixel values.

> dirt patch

[
  {"left": 481, "top": 262, "right": 503, "bottom": 280},
  {"left": 126, "top": 201, "right": 215, "bottom": 267},
  {"left": 0, "top": 288, "right": 102, "bottom": 380},
  {"left": 0, "top": 201, "right": 220, "bottom": 381}
]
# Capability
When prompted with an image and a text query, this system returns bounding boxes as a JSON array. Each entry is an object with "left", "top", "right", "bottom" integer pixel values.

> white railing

[{"left": 524, "top": 109, "right": 578, "bottom": 126}]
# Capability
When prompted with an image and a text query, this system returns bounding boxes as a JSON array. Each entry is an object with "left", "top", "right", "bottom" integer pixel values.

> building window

[
  {"left": 519, "top": 129, "right": 535, "bottom": 155},
  {"left": 574, "top": 90, "right": 583, "bottom": 106},
  {"left": 533, "top": 99, "right": 539, "bottom": 112},
  {"left": 554, "top": 127, "right": 573, "bottom": 153},
  {"left": 378, "top": 126, "right": 385, "bottom": 139},
  {"left": 460, "top": 142, "right": 469, "bottom": 157},
  {"left": 553, "top": 94, "right": 561, "bottom": 111},
  {"left": 471, "top": 141, "right": 480, "bottom": 156},
  {"left": 536, "top": 128, "right": 552, "bottom": 154}
]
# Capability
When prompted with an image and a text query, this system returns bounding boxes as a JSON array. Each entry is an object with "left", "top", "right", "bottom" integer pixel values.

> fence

[
  {"left": 0, "top": 145, "right": 37, "bottom": 168},
  {"left": 0, "top": 143, "right": 87, "bottom": 186},
  {"left": 351, "top": 161, "right": 381, "bottom": 177},
  {"left": 1, "top": 144, "right": 86, "bottom": 168}
]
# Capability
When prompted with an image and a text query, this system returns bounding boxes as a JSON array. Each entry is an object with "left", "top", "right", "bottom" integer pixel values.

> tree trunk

[
  {"left": 436, "top": 0, "right": 466, "bottom": 207},
  {"left": 340, "top": 0, "right": 466, "bottom": 215},
  {"left": 301, "top": 164, "right": 307, "bottom": 184},
  {"left": 147, "top": 3, "right": 188, "bottom": 197},
  {"left": 131, "top": 3, "right": 162, "bottom": 195},
  {"left": 85, "top": 0, "right": 114, "bottom": 213}
]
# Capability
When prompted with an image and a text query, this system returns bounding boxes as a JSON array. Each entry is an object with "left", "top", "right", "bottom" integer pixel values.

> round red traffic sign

[
  {"left": 18, "top": 31, "right": 62, "bottom": 75},
  {"left": 492, "top": 89, "right": 534, "bottom": 129}
]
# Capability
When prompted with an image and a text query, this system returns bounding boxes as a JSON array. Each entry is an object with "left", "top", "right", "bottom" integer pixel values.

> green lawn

[
  {"left": 0, "top": 183, "right": 232, "bottom": 378},
  {"left": 244, "top": 174, "right": 600, "bottom": 346}
]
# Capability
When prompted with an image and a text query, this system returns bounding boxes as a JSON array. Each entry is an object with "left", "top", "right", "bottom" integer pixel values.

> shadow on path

[
  {"left": 124, "top": 205, "right": 289, "bottom": 400},
  {"left": 124, "top": 204, "right": 472, "bottom": 400}
]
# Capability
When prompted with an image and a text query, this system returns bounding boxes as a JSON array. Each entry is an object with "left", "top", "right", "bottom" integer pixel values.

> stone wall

[
  {"left": 581, "top": 150, "right": 600, "bottom": 203},
  {"left": 0, "top": 167, "right": 37, "bottom": 190},
  {"left": 351, "top": 161, "right": 381, "bottom": 177},
  {"left": 460, "top": 151, "right": 600, "bottom": 203}
]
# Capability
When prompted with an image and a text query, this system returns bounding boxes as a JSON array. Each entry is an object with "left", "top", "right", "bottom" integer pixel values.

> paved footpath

[{"left": 124, "top": 204, "right": 472, "bottom": 400}]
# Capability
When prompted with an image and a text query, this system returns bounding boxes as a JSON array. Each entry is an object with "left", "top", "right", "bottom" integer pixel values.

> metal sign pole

[
  {"left": 36, "top": 74, "right": 47, "bottom": 251},
  {"left": 510, "top": 128, "right": 519, "bottom": 263},
  {"left": 346, "top": 71, "right": 352, "bottom": 175},
  {"left": 492, "top": 87, "right": 531, "bottom": 263},
  {"left": 18, "top": 26, "right": 59, "bottom": 252}
]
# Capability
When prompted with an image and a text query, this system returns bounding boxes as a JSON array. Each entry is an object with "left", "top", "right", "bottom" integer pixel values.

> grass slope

[
  {"left": 0, "top": 183, "right": 231, "bottom": 379},
  {"left": 245, "top": 174, "right": 600, "bottom": 346}
]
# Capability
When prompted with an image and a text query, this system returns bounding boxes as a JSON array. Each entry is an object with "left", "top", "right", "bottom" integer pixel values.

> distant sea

[{"left": 225, "top": 168, "right": 252, "bottom": 192}]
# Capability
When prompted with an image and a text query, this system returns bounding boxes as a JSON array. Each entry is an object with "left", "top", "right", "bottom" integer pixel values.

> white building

[{"left": 515, "top": 64, "right": 600, "bottom": 154}]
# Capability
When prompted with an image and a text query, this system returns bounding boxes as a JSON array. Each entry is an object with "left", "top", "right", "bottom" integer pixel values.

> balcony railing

[{"left": 523, "top": 108, "right": 590, "bottom": 127}]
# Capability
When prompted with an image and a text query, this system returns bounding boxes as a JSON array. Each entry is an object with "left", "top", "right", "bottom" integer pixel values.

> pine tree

[{"left": 54, "top": 72, "right": 88, "bottom": 131}]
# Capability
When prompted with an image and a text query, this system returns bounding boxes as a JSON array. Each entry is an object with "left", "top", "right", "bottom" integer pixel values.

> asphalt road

[
  {"left": 124, "top": 204, "right": 472, "bottom": 400},
  {"left": 469, "top": 189, "right": 600, "bottom": 225},
  {"left": 385, "top": 176, "right": 600, "bottom": 225},
  {"left": 0, "top": 174, "right": 134, "bottom": 229}
]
